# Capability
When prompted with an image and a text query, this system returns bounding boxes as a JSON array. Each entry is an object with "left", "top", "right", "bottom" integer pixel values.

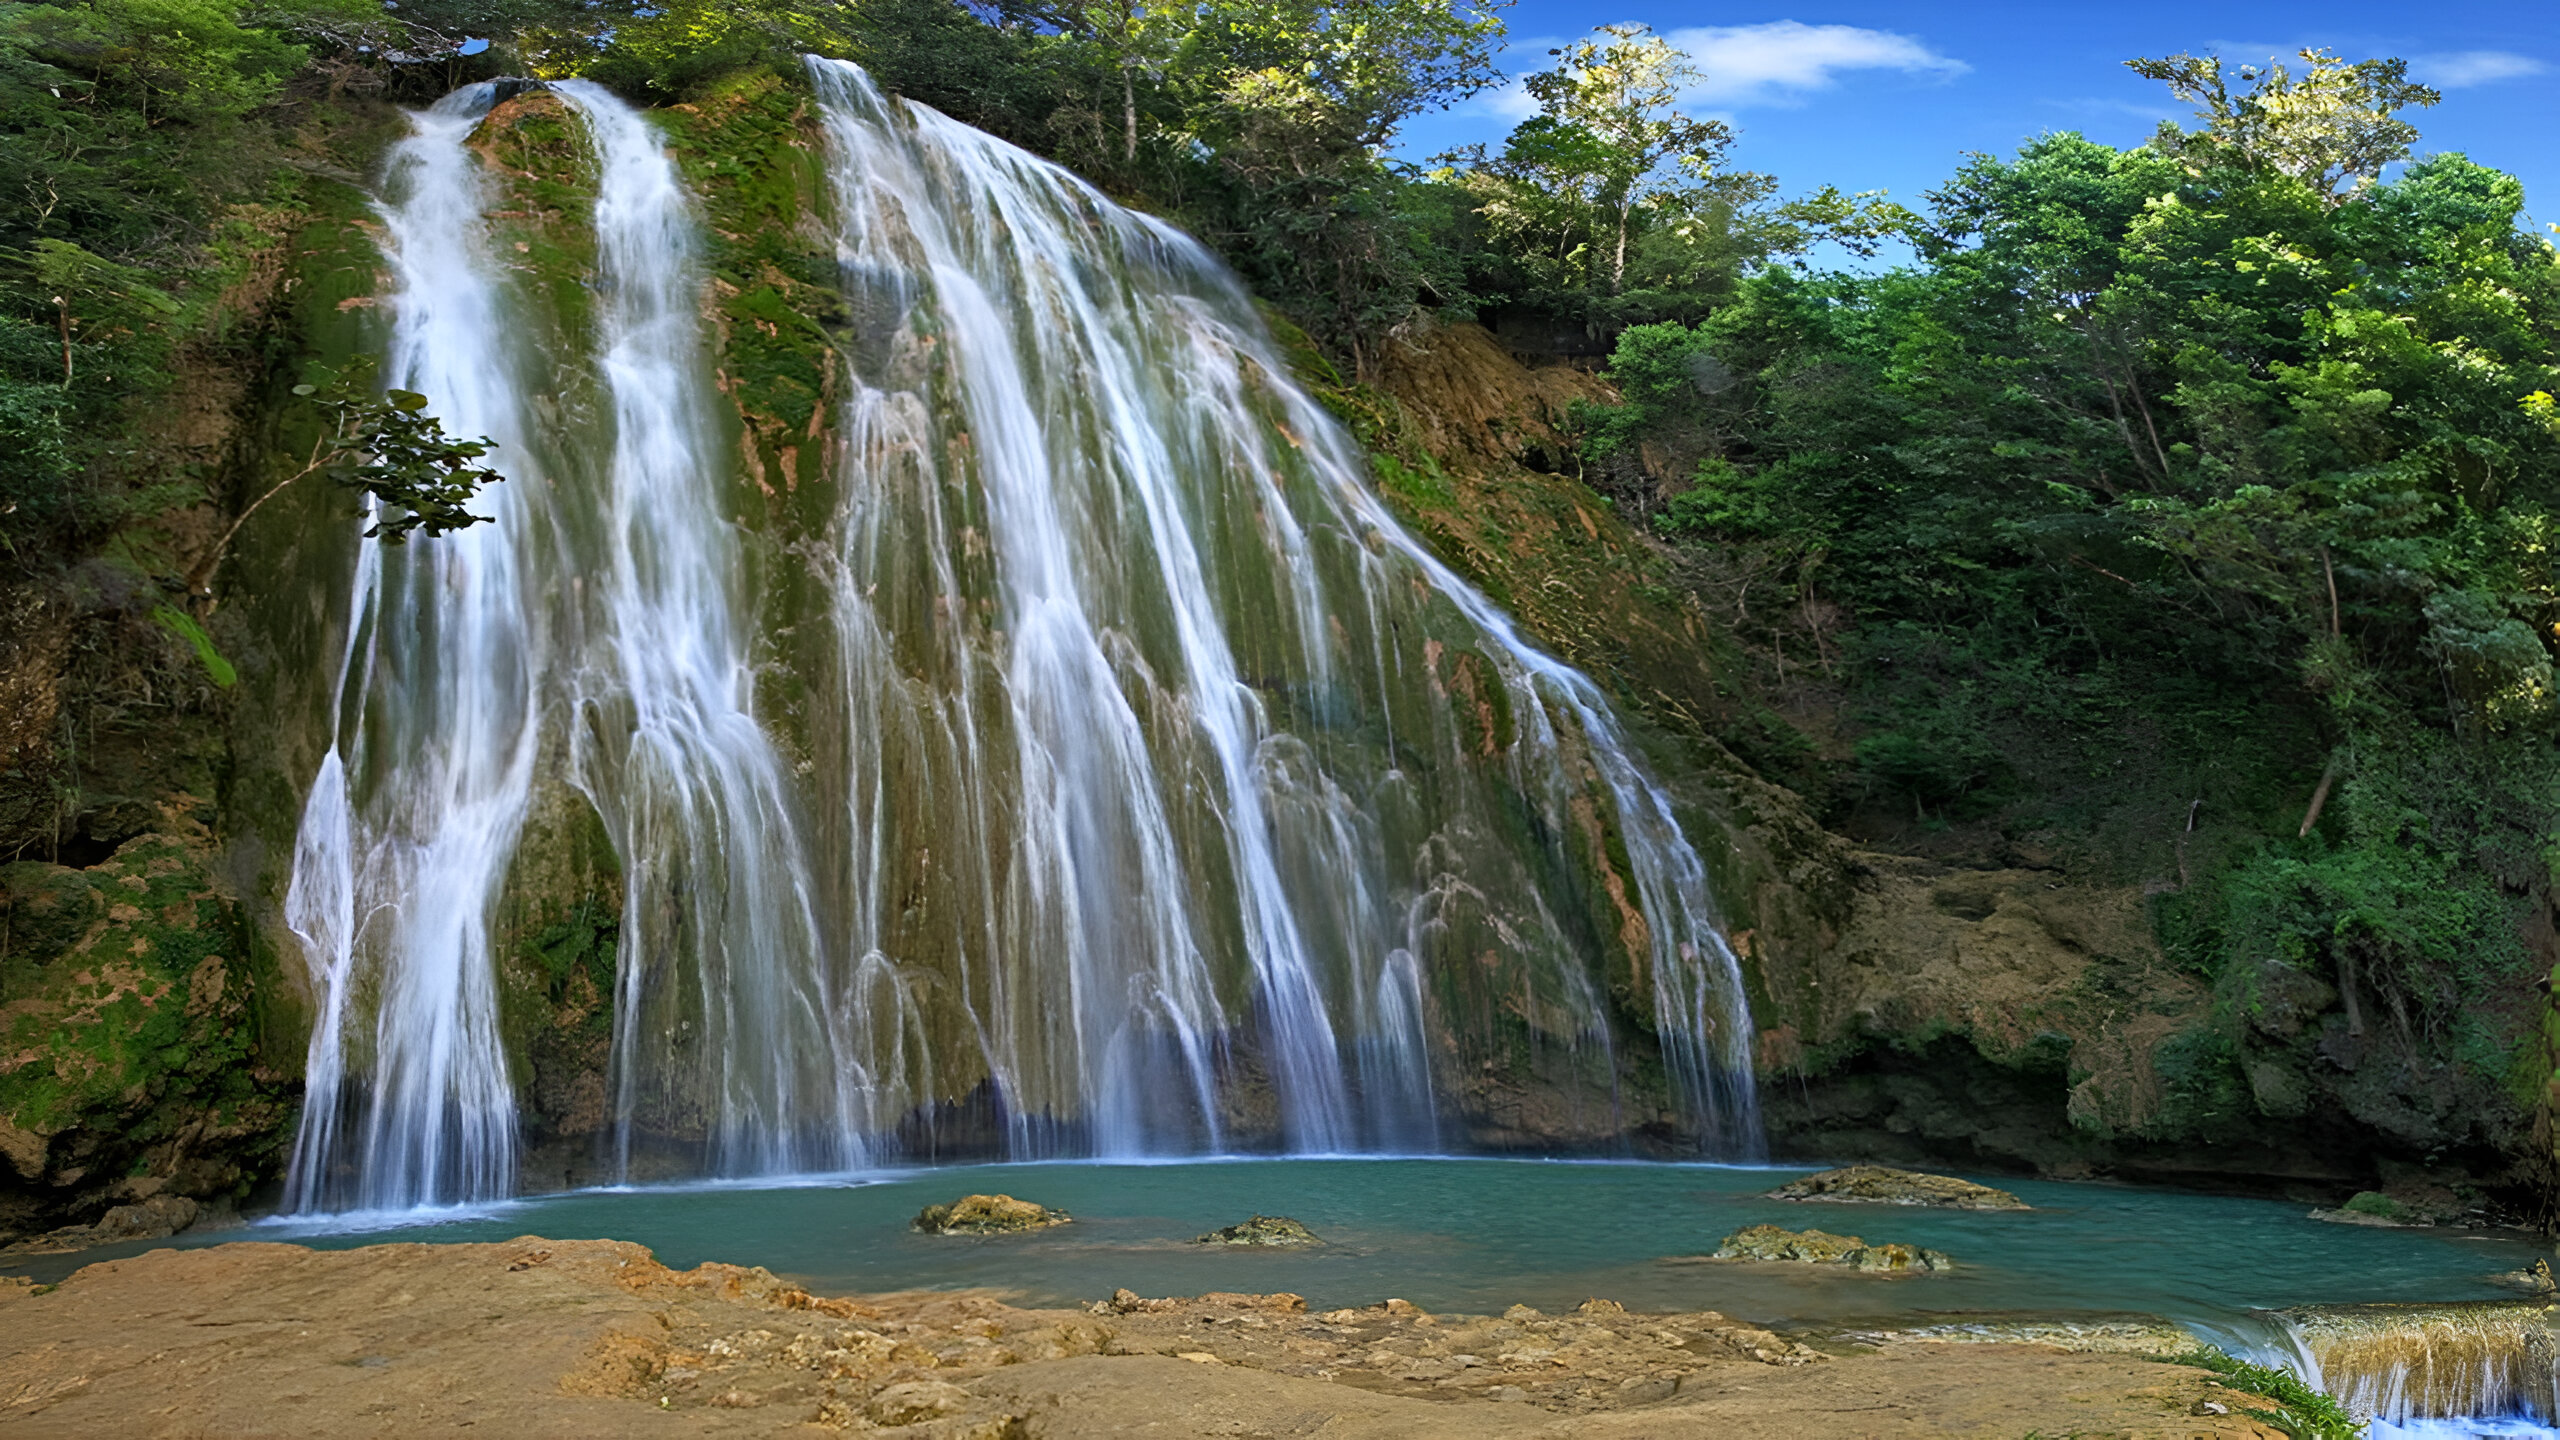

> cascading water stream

[
  {"left": 805, "top": 58, "right": 1761, "bottom": 1157},
  {"left": 282, "top": 64, "right": 1763, "bottom": 1212},
  {"left": 282, "top": 82, "right": 542, "bottom": 1212},
  {"left": 546, "top": 82, "right": 850, "bottom": 1181},
  {"left": 2253, "top": 1303, "right": 2560, "bottom": 1436}
]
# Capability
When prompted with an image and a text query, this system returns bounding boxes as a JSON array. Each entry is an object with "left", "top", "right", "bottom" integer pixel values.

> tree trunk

[
  {"left": 1612, "top": 199, "right": 1632, "bottom": 293},
  {"left": 1122, "top": 62, "right": 1137, "bottom": 164},
  {"left": 2298, "top": 753, "right": 2341, "bottom": 838}
]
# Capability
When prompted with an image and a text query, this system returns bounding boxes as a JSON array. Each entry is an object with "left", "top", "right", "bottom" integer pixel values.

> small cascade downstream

[
  {"left": 2252, "top": 1302, "right": 2560, "bottom": 1436},
  {"left": 281, "top": 66, "right": 1763, "bottom": 1212}
]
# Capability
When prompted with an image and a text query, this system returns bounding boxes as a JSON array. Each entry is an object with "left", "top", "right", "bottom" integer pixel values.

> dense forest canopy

[{"left": 6, "top": 0, "right": 2560, "bottom": 1165}]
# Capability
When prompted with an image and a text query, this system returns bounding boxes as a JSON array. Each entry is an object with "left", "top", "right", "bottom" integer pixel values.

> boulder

[
  {"left": 1194, "top": 1215, "right": 1320, "bottom": 1247},
  {"left": 1707, "top": 1224, "right": 1953, "bottom": 1272},
  {"left": 2308, "top": 1189, "right": 2463, "bottom": 1228},
  {"left": 2493, "top": 1260, "right": 2557, "bottom": 1294},
  {"left": 866, "top": 1380, "right": 972, "bottom": 1426},
  {"left": 1, "top": 1193, "right": 200, "bottom": 1256},
  {"left": 911, "top": 1194, "right": 1070, "bottom": 1235},
  {"left": 1765, "top": 1165, "right": 2027, "bottom": 1211},
  {"left": 1713, "top": 1224, "right": 1866, "bottom": 1264}
]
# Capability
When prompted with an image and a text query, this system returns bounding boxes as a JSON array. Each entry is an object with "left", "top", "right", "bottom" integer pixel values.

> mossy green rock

[
  {"left": 1709, "top": 1224, "right": 1953, "bottom": 1272},
  {"left": 0, "top": 833, "right": 296, "bottom": 1240},
  {"left": 1766, "top": 1165, "right": 2027, "bottom": 1211},
  {"left": 2310, "top": 1190, "right": 2430, "bottom": 1227},
  {"left": 1194, "top": 1215, "right": 1320, "bottom": 1247},
  {"left": 912, "top": 1193, "right": 1070, "bottom": 1234}
]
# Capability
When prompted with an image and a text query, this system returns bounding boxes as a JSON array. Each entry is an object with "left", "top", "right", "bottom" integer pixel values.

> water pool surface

[{"left": 11, "top": 1158, "right": 2546, "bottom": 1334}]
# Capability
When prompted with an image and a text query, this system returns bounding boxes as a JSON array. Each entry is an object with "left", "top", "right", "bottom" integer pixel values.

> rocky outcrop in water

[
  {"left": 1705, "top": 1225, "right": 1953, "bottom": 1273},
  {"left": 2307, "top": 1187, "right": 2476, "bottom": 1228},
  {"left": 1765, "top": 1166, "right": 2027, "bottom": 1210},
  {"left": 912, "top": 1194, "right": 1069, "bottom": 1235},
  {"left": 1195, "top": 1215, "right": 1320, "bottom": 1247},
  {"left": 2493, "top": 1260, "right": 2556, "bottom": 1294}
]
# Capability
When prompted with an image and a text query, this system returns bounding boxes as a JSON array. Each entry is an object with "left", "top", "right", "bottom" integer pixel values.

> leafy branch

[{"left": 188, "top": 368, "right": 504, "bottom": 594}]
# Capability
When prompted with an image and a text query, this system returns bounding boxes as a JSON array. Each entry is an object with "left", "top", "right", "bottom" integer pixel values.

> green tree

[
  {"left": 1175, "top": 0, "right": 1506, "bottom": 364},
  {"left": 1069, "top": 0, "right": 1182, "bottom": 164},
  {"left": 1512, "top": 23, "right": 1727, "bottom": 294},
  {"left": 1447, "top": 24, "right": 1910, "bottom": 328},
  {"left": 2127, "top": 47, "right": 2441, "bottom": 203}
]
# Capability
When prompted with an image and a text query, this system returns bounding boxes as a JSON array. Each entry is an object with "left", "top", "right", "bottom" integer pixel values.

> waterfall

[
  {"left": 547, "top": 82, "right": 851, "bottom": 1181},
  {"left": 805, "top": 58, "right": 1761, "bottom": 1157},
  {"left": 281, "top": 66, "right": 1761, "bottom": 1211},
  {"left": 283, "top": 82, "right": 542, "bottom": 1211},
  {"left": 2267, "top": 1302, "right": 2560, "bottom": 1432}
]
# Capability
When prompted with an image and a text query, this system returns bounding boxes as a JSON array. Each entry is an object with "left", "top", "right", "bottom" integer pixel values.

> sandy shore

[{"left": 0, "top": 1236, "right": 2289, "bottom": 1437}]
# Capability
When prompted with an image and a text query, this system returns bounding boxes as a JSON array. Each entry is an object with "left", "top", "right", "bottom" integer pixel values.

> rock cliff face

[
  {"left": 1357, "top": 318, "right": 2534, "bottom": 1210},
  {"left": 0, "top": 68, "right": 2533, "bottom": 1238}
]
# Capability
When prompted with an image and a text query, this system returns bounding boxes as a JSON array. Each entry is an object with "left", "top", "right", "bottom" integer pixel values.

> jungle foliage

[
  {"left": 1, "top": 0, "right": 1893, "bottom": 572},
  {"left": 1581, "top": 49, "right": 2560, "bottom": 1152},
  {"left": 10, "top": 0, "right": 2559, "bottom": 1173}
]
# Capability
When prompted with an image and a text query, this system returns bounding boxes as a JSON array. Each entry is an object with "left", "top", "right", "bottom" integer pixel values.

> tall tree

[
  {"left": 1070, "top": 0, "right": 1180, "bottom": 163},
  {"left": 2127, "top": 47, "right": 2441, "bottom": 203},
  {"left": 1514, "top": 24, "right": 1729, "bottom": 293},
  {"left": 1176, "top": 0, "right": 1506, "bottom": 363}
]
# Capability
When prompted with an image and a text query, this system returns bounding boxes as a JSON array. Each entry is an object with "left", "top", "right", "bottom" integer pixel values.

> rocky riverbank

[{"left": 0, "top": 1235, "right": 2295, "bottom": 1437}]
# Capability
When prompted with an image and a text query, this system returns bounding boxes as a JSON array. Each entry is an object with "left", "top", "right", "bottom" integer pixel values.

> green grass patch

[{"left": 2159, "top": 1347, "right": 2363, "bottom": 1439}]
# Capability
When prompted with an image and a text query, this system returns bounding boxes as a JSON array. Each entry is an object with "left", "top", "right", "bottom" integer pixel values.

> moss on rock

[
  {"left": 1194, "top": 1215, "right": 1320, "bottom": 1247},
  {"left": 1706, "top": 1223, "right": 1953, "bottom": 1272},
  {"left": 1766, "top": 1164, "right": 2028, "bottom": 1211},
  {"left": 913, "top": 1193, "right": 1070, "bottom": 1234},
  {"left": 0, "top": 830, "right": 297, "bottom": 1240}
]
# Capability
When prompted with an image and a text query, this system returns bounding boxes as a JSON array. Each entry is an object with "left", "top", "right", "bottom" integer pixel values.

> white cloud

[
  {"left": 1664, "top": 21, "right": 1967, "bottom": 107},
  {"left": 2413, "top": 50, "right": 2549, "bottom": 88},
  {"left": 1479, "top": 78, "right": 1541, "bottom": 122}
]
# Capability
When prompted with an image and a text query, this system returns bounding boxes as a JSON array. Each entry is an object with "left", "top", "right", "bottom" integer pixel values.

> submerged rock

[
  {"left": 1707, "top": 1224, "right": 1953, "bottom": 1272},
  {"left": 2308, "top": 1189, "right": 2458, "bottom": 1228},
  {"left": 911, "top": 1194, "right": 1070, "bottom": 1235},
  {"left": 1194, "top": 1215, "right": 1320, "bottom": 1247},
  {"left": 2494, "top": 1260, "right": 2557, "bottom": 1294},
  {"left": 1765, "top": 1164, "right": 2027, "bottom": 1211}
]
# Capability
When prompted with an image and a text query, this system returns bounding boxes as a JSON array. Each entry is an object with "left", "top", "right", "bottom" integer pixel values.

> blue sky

[{"left": 1396, "top": 2, "right": 2560, "bottom": 240}]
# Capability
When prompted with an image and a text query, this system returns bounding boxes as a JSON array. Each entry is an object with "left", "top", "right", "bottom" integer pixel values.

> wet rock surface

[
  {"left": 2493, "top": 1259, "right": 2557, "bottom": 1293},
  {"left": 0, "top": 1193, "right": 199, "bottom": 1256},
  {"left": 1194, "top": 1214, "right": 1321, "bottom": 1246},
  {"left": 1705, "top": 1224, "right": 1954, "bottom": 1272},
  {"left": 911, "top": 1193, "right": 1070, "bottom": 1234},
  {"left": 1766, "top": 1164, "right": 2029, "bottom": 1210},
  {"left": 0, "top": 1236, "right": 2292, "bottom": 1437}
]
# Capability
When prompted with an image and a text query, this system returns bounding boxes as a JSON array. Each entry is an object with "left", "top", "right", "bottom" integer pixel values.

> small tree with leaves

[{"left": 189, "top": 369, "right": 504, "bottom": 595}]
